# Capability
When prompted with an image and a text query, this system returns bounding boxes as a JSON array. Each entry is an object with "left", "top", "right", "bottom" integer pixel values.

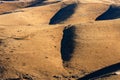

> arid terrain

[{"left": 0, "top": 0, "right": 120, "bottom": 80}]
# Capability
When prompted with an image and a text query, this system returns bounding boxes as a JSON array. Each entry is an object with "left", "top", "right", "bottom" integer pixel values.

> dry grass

[{"left": 0, "top": 0, "right": 120, "bottom": 80}]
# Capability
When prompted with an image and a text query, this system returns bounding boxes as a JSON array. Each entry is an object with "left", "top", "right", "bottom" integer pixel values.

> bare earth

[{"left": 0, "top": 0, "right": 120, "bottom": 80}]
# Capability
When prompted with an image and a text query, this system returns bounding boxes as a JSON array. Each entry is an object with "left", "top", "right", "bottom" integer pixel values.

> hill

[{"left": 0, "top": 0, "right": 120, "bottom": 80}]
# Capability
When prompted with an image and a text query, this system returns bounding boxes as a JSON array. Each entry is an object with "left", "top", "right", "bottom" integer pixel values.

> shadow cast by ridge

[
  {"left": 27, "top": 0, "right": 46, "bottom": 7},
  {"left": 49, "top": 3, "right": 77, "bottom": 24},
  {"left": 96, "top": 5, "right": 120, "bottom": 21},
  {"left": 27, "top": 0, "right": 60, "bottom": 7},
  {"left": 61, "top": 25, "right": 76, "bottom": 61},
  {"left": 78, "top": 62, "right": 120, "bottom": 80}
]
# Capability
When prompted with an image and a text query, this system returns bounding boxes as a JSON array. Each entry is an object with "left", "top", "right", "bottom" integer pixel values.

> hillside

[{"left": 0, "top": 0, "right": 120, "bottom": 80}]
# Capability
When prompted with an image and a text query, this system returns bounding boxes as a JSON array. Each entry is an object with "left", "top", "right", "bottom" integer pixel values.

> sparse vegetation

[{"left": 0, "top": 0, "right": 120, "bottom": 80}]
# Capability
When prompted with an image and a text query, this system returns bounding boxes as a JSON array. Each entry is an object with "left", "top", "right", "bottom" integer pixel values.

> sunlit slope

[
  {"left": 49, "top": 3, "right": 109, "bottom": 24},
  {"left": 65, "top": 19, "right": 120, "bottom": 74},
  {"left": 0, "top": 2, "right": 30, "bottom": 14},
  {"left": 0, "top": 25, "right": 67, "bottom": 80},
  {"left": 63, "top": 0, "right": 120, "bottom": 4},
  {"left": 0, "top": 2, "right": 61, "bottom": 25}
]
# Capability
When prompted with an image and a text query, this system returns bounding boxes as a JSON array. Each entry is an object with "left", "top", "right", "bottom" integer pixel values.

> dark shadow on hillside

[
  {"left": 1, "top": 12, "right": 12, "bottom": 15},
  {"left": 49, "top": 3, "right": 77, "bottom": 24},
  {"left": 3, "top": 0, "right": 15, "bottom": 1},
  {"left": 0, "top": 10, "right": 24, "bottom": 15},
  {"left": 78, "top": 62, "right": 120, "bottom": 80},
  {"left": 61, "top": 25, "right": 76, "bottom": 61},
  {"left": 96, "top": 5, "right": 120, "bottom": 20},
  {"left": 27, "top": 0, "right": 60, "bottom": 7},
  {"left": 27, "top": 0, "right": 46, "bottom": 7}
]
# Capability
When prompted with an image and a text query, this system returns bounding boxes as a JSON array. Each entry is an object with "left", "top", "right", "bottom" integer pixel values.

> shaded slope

[
  {"left": 61, "top": 25, "right": 76, "bottom": 61},
  {"left": 78, "top": 63, "right": 120, "bottom": 80},
  {"left": 28, "top": 0, "right": 60, "bottom": 7},
  {"left": 26, "top": 0, "right": 46, "bottom": 7},
  {"left": 96, "top": 5, "right": 120, "bottom": 20},
  {"left": 49, "top": 3, "right": 77, "bottom": 24}
]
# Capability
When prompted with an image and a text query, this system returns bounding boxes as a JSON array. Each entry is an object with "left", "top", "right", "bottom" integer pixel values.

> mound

[
  {"left": 78, "top": 63, "right": 120, "bottom": 80},
  {"left": 96, "top": 5, "right": 120, "bottom": 20},
  {"left": 0, "top": 2, "right": 62, "bottom": 25},
  {"left": 74, "top": 0, "right": 120, "bottom": 4},
  {"left": 49, "top": 3, "right": 77, "bottom": 24},
  {"left": 0, "top": 0, "right": 56, "bottom": 15},
  {"left": 0, "top": 25, "right": 67, "bottom": 80},
  {"left": 63, "top": 20, "right": 120, "bottom": 80},
  {"left": 0, "top": 2, "right": 29, "bottom": 15},
  {"left": 0, "top": 2, "right": 109, "bottom": 25},
  {"left": 49, "top": 3, "right": 109, "bottom": 24},
  {"left": 0, "top": 0, "right": 120, "bottom": 80},
  {"left": 1, "top": 1, "right": 109, "bottom": 25}
]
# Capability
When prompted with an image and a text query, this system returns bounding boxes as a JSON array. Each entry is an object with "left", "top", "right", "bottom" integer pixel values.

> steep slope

[
  {"left": 96, "top": 5, "right": 120, "bottom": 20},
  {"left": 62, "top": 19, "right": 120, "bottom": 80}
]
